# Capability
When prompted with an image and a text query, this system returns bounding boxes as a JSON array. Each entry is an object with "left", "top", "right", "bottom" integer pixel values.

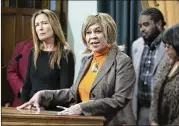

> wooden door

[{"left": 2, "top": 8, "right": 18, "bottom": 105}]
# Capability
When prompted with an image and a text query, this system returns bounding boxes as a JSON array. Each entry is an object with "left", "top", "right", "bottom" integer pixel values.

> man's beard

[{"left": 143, "top": 28, "right": 161, "bottom": 43}]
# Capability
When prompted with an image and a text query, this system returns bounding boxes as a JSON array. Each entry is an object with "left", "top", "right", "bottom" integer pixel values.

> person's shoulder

[
  {"left": 29, "top": 47, "right": 34, "bottom": 54},
  {"left": 159, "top": 41, "right": 166, "bottom": 50},
  {"left": 110, "top": 46, "right": 131, "bottom": 63},
  {"left": 61, "top": 45, "right": 75, "bottom": 60},
  {"left": 132, "top": 37, "right": 144, "bottom": 46},
  {"left": 115, "top": 51, "right": 132, "bottom": 68},
  {"left": 24, "top": 40, "right": 33, "bottom": 46},
  {"left": 116, "top": 51, "right": 131, "bottom": 61},
  {"left": 16, "top": 40, "right": 33, "bottom": 46},
  {"left": 79, "top": 53, "right": 92, "bottom": 64},
  {"left": 83, "top": 54, "right": 92, "bottom": 60},
  {"left": 133, "top": 37, "right": 143, "bottom": 43},
  {"left": 22, "top": 40, "right": 33, "bottom": 44},
  {"left": 16, "top": 40, "right": 33, "bottom": 48},
  {"left": 24, "top": 47, "right": 34, "bottom": 60},
  {"left": 62, "top": 45, "right": 72, "bottom": 54}
]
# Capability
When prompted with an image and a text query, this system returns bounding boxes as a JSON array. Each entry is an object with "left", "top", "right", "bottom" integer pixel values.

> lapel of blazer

[
  {"left": 157, "top": 59, "right": 174, "bottom": 86},
  {"left": 90, "top": 46, "right": 117, "bottom": 92},
  {"left": 133, "top": 39, "right": 144, "bottom": 97},
  {"left": 134, "top": 40, "right": 144, "bottom": 77},
  {"left": 168, "top": 62, "right": 179, "bottom": 81},
  {"left": 152, "top": 42, "right": 166, "bottom": 74},
  {"left": 74, "top": 55, "right": 93, "bottom": 95}
]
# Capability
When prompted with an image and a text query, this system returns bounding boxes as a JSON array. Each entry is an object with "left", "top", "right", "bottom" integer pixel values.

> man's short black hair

[{"left": 141, "top": 7, "right": 166, "bottom": 27}]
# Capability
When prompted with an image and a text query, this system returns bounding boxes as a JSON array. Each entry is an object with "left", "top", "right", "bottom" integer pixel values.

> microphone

[{"left": 1, "top": 54, "right": 22, "bottom": 68}]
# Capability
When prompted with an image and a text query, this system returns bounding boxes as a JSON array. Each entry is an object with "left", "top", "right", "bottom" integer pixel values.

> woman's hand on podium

[
  {"left": 22, "top": 105, "right": 45, "bottom": 111},
  {"left": 57, "top": 104, "right": 82, "bottom": 115},
  {"left": 17, "top": 91, "right": 45, "bottom": 112}
]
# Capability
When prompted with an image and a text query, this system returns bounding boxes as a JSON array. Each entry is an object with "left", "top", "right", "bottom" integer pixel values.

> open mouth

[{"left": 90, "top": 42, "right": 100, "bottom": 45}]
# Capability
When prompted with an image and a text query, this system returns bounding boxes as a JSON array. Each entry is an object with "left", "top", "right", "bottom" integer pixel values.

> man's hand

[
  {"left": 17, "top": 91, "right": 44, "bottom": 112},
  {"left": 57, "top": 104, "right": 82, "bottom": 115}
]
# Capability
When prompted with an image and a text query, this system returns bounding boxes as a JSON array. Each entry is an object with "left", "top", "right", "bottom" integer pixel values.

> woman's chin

[{"left": 91, "top": 48, "right": 100, "bottom": 53}]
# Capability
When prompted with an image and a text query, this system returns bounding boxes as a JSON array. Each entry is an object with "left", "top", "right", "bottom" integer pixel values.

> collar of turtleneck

[{"left": 93, "top": 46, "right": 110, "bottom": 58}]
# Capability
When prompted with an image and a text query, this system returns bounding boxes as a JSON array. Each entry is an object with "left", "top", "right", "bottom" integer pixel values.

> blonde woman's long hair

[
  {"left": 31, "top": 9, "right": 72, "bottom": 69},
  {"left": 81, "top": 13, "right": 118, "bottom": 53}
]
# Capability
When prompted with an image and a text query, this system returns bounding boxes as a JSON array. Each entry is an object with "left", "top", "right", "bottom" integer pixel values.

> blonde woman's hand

[
  {"left": 23, "top": 105, "right": 45, "bottom": 111},
  {"left": 17, "top": 91, "right": 44, "bottom": 112}
]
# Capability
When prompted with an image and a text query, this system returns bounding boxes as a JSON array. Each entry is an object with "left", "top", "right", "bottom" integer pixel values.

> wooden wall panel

[
  {"left": 2, "top": 10, "right": 17, "bottom": 67},
  {"left": 16, "top": 8, "right": 38, "bottom": 43},
  {"left": 17, "top": 8, "right": 38, "bottom": 42},
  {"left": 21, "top": 16, "right": 32, "bottom": 41},
  {"left": 1, "top": 10, "right": 17, "bottom": 105}
]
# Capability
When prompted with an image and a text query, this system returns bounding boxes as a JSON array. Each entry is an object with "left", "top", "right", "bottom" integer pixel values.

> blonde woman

[
  {"left": 20, "top": 9, "right": 75, "bottom": 109},
  {"left": 18, "top": 13, "right": 135, "bottom": 125}
]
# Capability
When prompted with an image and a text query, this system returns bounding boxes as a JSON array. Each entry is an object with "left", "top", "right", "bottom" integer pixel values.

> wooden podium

[{"left": 2, "top": 107, "right": 105, "bottom": 126}]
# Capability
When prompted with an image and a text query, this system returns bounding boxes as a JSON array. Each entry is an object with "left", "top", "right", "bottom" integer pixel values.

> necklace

[
  {"left": 91, "top": 54, "right": 107, "bottom": 73},
  {"left": 91, "top": 47, "right": 109, "bottom": 73},
  {"left": 92, "top": 62, "right": 99, "bottom": 73}
]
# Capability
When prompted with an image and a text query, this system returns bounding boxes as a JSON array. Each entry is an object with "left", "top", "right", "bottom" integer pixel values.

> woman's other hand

[{"left": 57, "top": 104, "right": 82, "bottom": 115}]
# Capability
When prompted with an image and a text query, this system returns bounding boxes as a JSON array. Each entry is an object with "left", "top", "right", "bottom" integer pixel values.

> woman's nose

[
  {"left": 39, "top": 24, "right": 43, "bottom": 30},
  {"left": 90, "top": 32, "right": 97, "bottom": 38}
]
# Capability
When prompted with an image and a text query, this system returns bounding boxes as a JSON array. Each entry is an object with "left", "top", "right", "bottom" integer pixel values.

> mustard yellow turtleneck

[{"left": 78, "top": 46, "right": 110, "bottom": 101}]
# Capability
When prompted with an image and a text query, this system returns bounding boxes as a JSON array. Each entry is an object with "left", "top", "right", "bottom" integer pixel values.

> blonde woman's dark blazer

[{"left": 42, "top": 46, "right": 136, "bottom": 125}]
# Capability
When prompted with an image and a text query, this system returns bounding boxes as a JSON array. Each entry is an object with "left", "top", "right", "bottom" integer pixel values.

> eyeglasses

[{"left": 164, "top": 44, "right": 173, "bottom": 50}]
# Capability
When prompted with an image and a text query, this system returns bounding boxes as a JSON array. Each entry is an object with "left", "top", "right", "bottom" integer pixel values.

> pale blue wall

[
  {"left": 67, "top": 1, "right": 97, "bottom": 80},
  {"left": 50, "top": 0, "right": 56, "bottom": 10}
]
